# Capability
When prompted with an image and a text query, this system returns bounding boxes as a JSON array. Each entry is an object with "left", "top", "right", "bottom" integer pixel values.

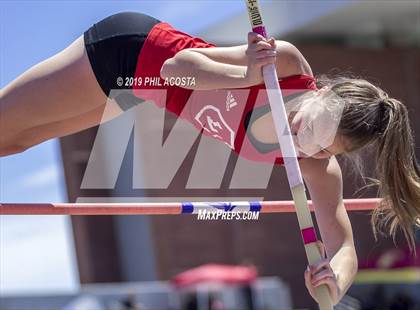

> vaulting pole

[{"left": 244, "top": 1, "right": 334, "bottom": 308}]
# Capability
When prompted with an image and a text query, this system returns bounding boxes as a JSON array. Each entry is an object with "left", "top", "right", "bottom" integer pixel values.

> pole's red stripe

[
  {"left": 0, "top": 199, "right": 379, "bottom": 215},
  {"left": 301, "top": 227, "right": 318, "bottom": 244}
]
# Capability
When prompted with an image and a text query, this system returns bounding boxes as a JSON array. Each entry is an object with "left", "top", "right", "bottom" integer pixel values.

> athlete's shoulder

[{"left": 274, "top": 40, "right": 313, "bottom": 78}]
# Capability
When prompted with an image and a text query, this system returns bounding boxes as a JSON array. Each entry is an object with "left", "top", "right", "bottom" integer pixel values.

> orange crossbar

[{"left": 0, "top": 199, "right": 379, "bottom": 215}]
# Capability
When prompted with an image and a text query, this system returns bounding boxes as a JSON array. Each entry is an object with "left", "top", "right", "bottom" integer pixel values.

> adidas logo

[{"left": 226, "top": 91, "right": 238, "bottom": 111}]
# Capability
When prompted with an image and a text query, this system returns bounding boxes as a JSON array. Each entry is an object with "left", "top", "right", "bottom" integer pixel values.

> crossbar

[{"left": 0, "top": 199, "right": 379, "bottom": 215}]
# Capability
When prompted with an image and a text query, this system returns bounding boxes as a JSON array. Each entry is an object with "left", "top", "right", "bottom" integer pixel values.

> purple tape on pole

[
  {"left": 301, "top": 227, "right": 317, "bottom": 244},
  {"left": 252, "top": 26, "right": 267, "bottom": 38}
]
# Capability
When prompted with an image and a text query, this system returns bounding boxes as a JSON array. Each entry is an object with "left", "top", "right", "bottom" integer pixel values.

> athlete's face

[
  {"left": 304, "top": 134, "right": 348, "bottom": 159},
  {"left": 289, "top": 87, "right": 346, "bottom": 159},
  {"left": 290, "top": 114, "right": 347, "bottom": 159}
]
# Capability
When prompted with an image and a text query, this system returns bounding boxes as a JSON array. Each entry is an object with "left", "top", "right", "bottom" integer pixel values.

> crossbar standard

[{"left": 0, "top": 199, "right": 379, "bottom": 215}]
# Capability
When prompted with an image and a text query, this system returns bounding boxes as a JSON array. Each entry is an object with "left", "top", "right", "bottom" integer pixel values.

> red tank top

[{"left": 133, "top": 22, "right": 317, "bottom": 165}]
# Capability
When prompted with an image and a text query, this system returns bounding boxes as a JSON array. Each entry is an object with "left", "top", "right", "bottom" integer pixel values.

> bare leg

[
  {"left": 0, "top": 35, "right": 122, "bottom": 155},
  {"left": 0, "top": 103, "right": 123, "bottom": 156}
]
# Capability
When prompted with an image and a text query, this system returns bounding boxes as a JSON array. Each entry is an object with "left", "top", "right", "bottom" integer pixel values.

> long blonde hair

[{"left": 318, "top": 76, "right": 420, "bottom": 250}]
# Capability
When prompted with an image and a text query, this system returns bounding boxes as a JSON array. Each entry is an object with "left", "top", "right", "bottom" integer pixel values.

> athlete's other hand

[
  {"left": 245, "top": 32, "right": 276, "bottom": 85},
  {"left": 304, "top": 241, "right": 340, "bottom": 305}
]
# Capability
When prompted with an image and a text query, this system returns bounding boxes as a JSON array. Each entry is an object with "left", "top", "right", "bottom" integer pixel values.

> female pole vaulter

[{"left": 1, "top": 12, "right": 419, "bottom": 305}]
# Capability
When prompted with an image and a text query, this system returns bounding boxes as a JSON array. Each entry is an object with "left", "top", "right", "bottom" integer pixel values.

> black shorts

[{"left": 84, "top": 12, "right": 161, "bottom": 110}]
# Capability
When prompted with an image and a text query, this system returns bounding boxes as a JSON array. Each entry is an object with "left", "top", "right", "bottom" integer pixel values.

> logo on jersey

[
  {"left": 226, "top": 91, "right": 238, "bottom": 111},
  {"left": 194, "top": 105, "right": 235, "bottom": 149}
]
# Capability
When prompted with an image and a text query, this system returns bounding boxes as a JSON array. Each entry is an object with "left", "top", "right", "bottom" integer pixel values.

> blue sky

[{"left": 0, "top": 0, "right": 244, "bottom": 294}]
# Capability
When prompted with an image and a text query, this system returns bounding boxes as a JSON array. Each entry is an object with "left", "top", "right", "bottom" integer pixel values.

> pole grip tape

[
  {"left": 301, "top": 227, "right": 318, "bottom": 244},
  {"left": 252, "top": 26, "right": 267, "bottom": 38}
]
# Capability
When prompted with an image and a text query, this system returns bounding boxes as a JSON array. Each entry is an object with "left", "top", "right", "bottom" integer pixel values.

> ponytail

[
  {"left": 318, "top": 76, "right": 420, "bottom": 251},
  {"left": 372, "top": 97, "right": 420, "bottom": 251}
]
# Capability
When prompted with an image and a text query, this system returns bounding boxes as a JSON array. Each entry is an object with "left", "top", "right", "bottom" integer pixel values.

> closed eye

[
  {"left": 323, "top": 149, "right": 332, "bottom": 155},
  {"left": 317, "top": 145, "right": 334, "bottom": 156}
]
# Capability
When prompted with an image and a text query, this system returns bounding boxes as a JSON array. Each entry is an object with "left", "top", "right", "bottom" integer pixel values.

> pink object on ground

[{"left": 172, "top": 264, "right": 258, "bottom": 288}]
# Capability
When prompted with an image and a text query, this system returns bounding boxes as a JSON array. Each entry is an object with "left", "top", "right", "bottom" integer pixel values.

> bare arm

[
  {"left": 160, "top": 49, "right": 250, "bottom": 90},
  {"left": 300, "top": 156, "right": 358, "bottom": 303},
  {"left": 185, "top": 40, "right": 312, "bottom": 74},
  {"left": 160, "top": 38, "right": 312, "bottom": 90}
]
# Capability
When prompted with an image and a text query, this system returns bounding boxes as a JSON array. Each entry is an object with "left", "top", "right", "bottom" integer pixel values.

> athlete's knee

[
  {"left": 0, "top": 143, "right": 28, "bottom": 157},
  {"left": 1, "top": 130, "right": 41, "bottom": 156}
]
